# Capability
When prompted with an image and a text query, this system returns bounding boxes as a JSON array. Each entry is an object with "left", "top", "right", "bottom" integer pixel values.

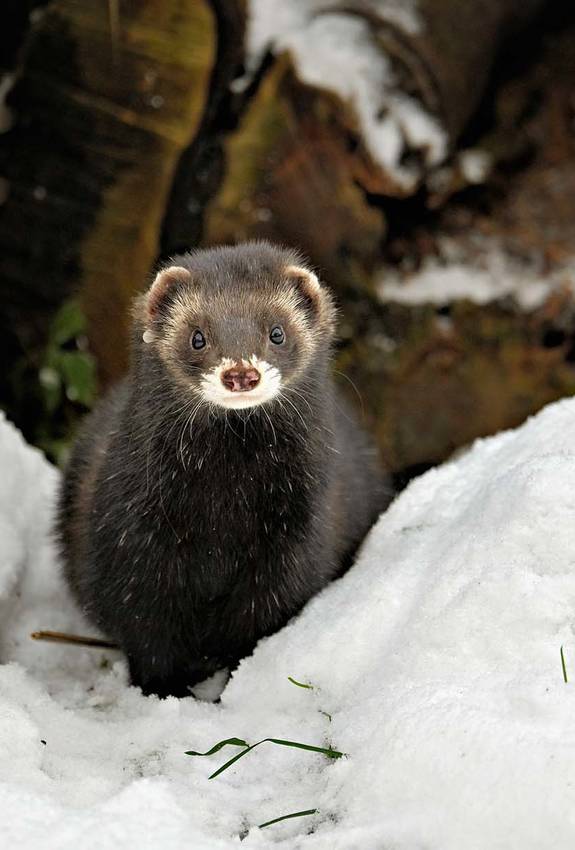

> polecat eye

[
  {"left": 191, "top": 330, "right": 206, "bottom": 350},
  {"left": 269, "top": 325, "right": 285, "bottom": 345}
]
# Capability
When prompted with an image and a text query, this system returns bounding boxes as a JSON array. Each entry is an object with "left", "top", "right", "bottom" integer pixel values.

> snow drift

[{"left": 1, "top": 399, "right": 575, "bottom": 848}]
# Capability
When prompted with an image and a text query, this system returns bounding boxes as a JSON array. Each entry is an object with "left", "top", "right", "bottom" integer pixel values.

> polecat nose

[{"left": 221, "top": 366, "right": 261, "bottom": 392}]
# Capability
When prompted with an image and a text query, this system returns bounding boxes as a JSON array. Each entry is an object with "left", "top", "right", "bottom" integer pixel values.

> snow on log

[{"left": 243, "top": 0, "right": 546, "bottom": 192}]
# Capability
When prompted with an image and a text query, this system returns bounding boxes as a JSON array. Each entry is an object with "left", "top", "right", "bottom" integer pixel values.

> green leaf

[
  {"left": 39, "top": 297, "right": 97, "bottom": 417},
  {"left": 561, "top": 645, "right": 568, "bottom": 683},
  {"left": 38, "top": 365, "right": 63, "bottom": 414},
  {"left": 49, "top": 299, "right": 87, "bottom": 347},
  {"left": 258, "top": 808, "right": 318, "bottom": 829},
  {"left": 59, "top": 351, "right": 97, "bottom": 407},
  {"left": 288, "top": 676, "right": 314, "bottom": 689}
]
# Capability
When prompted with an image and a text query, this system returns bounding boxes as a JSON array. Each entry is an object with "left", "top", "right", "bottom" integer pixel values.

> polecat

[{"left": 58, "top": 242, "right": 392, "bottom": 697}]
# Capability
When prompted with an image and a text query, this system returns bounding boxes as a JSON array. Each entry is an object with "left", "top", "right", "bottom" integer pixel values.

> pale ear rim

[
  {"left": 146, "top": 265, "right": 192, "bottom": 321},
  {"left": 284, "top": 265, "right": 321, "bottom": 293},
  {"left": 284, "top": 264, "right": 325, "bottom": 318}
]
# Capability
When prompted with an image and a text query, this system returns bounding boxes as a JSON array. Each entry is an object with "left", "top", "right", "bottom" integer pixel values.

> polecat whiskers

[{"left": 277, "top": 390, "right": 309, "bottom": 431}]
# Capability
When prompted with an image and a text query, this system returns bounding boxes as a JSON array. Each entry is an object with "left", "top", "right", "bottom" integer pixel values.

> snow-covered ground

[{"left": 1, "top": 398, "right": 575, "bottom": 849}]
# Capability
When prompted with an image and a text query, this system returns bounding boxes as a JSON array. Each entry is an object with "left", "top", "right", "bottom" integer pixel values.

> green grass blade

[
  {"left": 208, "top": 736, "right": 345, "bottom": 779},
  {"left": 186, "top": 733, "right": 345, "bottom": 779},
  {"left": 265, "top": 738, "right": 343, "bottom": 759},
  {"left": 185, "top": 737, "right": 248, "bottom": 757},
  {"left": 258, "top": 808, "right": 318, "bottom": 829},
  {"left": 288, "top": 676, "right": 314, "bottom": 689},
  {"left": 561, "top": 645, "right": 568, "bottom": 683},
  {"left": 208, "top": 741, "right": 261, "bottom": 779}
]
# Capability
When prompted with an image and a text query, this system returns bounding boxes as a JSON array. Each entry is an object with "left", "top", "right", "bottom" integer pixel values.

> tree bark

[{"left": 0, "top": 0, "right": 216, "bottom": 386}]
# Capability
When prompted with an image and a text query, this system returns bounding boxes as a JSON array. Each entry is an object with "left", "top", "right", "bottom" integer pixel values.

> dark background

[{"left": 1, "top": 0, "right": 574, "bottom": 485}]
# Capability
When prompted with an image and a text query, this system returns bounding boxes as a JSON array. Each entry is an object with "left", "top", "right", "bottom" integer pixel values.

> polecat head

[{"left": 134, "top": 242, "right": 337, "bottom": 411}]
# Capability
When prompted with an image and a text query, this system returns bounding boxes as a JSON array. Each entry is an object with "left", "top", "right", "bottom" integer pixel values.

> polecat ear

[
  {"left": 285, "top": 265, "right": 323, "bottom": 314},
  {"left": 146, "top": 266, "right": 192, "bottom": 321}
]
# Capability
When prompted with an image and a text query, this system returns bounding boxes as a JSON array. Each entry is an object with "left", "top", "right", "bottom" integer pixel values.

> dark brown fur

[{"left": 58, "top": 242, "right": 392, "bottom": 697}]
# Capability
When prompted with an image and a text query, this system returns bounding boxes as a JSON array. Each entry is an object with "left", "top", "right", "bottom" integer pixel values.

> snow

[
  {"left": 378, "top": 252, "right": 575, "bottom": 310},
  {"left": 245, "top": 1, "right": 447, "bottom": 190},
  {"left": 459, "top": 148, "right": 492, "bottom": 185},
  {"left": 2, "top": 396, "right": 575, "bottom": 848}
]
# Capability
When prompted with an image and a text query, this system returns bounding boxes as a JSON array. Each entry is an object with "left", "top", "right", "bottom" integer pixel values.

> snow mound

[{"left": 1, "top": 400, "right": 575, "bottom": 848}]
